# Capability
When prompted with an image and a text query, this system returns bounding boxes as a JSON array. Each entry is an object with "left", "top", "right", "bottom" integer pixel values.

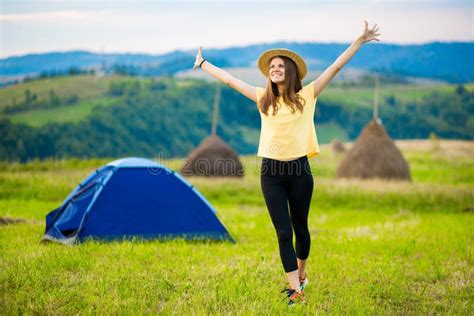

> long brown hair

[{"left": 258, "top": 56, "right": 305, "bottom": 116}]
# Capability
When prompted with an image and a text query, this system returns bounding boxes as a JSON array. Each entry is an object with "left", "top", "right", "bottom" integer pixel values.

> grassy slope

[
  {"left": 8, "top": 98, "right": 117, "bottom": 127},
  {"left": 318, "top": 84, "right": 460, "bottom": 108},
  {"left": 0, "top": 75, "right": 117, "bottom": 109},
  {"left": 0, "top": 140, "right": 472, "bottom": 314},
  {"left": 1, "top": 75, "right": 471, "bottom": 127}
]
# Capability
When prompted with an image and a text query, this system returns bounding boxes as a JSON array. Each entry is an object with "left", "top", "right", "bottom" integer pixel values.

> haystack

[
  {"left": 180, "top": 84, "right": 244, "bottom": 177},
  {"left": 330, "top": 139, "right": 345, "bottom": 153},
  {"left": 336, "top": 119, "right": 411, "bottom": 180},
  {"left": 180, "top": 134, "right": 244, "bottom": 177}
]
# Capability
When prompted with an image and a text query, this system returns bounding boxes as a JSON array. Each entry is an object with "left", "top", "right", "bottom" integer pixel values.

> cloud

[
  {"left": 1, "top": 1, "right": 472, "bottom": 58},
  {"left": 0, "top": 11, "right": 90, "bottom": 22}
]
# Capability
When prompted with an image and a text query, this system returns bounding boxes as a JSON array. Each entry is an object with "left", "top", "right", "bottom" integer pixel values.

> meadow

[{"left": 0, "top": 140, "right": 472, "bottom": 314}]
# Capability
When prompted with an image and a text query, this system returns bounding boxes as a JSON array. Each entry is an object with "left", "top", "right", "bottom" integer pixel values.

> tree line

[
  {"left": 0, "top": 79, "right": 472, "bottom": 161},
  {"left": 2, "top": 88, "right": 80, "bottom": 114}
]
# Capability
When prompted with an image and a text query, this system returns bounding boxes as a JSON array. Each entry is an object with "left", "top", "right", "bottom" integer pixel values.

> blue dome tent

[{"left": 43, "top": 157, "right": 234, "bottom": 244}]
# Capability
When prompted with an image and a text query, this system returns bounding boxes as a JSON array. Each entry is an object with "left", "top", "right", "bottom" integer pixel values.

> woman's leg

[
  {"left": 260, "top": 174, "right": 301, "bottom": 291},
  {"left": 297, "top": 258, "right": 307, "bottom": 279},
  {"left": 287, "top": 160, "right": 314, "bottom": 279},
  {"left": 260, "top": 174, "right": 297, "bottom": 271}
]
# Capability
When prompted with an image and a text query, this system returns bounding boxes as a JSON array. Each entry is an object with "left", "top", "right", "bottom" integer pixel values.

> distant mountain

[
  {"left": 0, "top": 50, "right": 189, "bottom": 76},
  {"left": 1, "top": 42, "right": 473, "bottom": 83}
]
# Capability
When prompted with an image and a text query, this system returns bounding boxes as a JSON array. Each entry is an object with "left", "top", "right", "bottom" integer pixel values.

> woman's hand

[
  {"left": 359, "top": 21, "right": 381, "bottom": 43},
  {"left": 193, "top": 46, "right": 205, "bottom": 70},
  {"left": 190, "top": 45, "right": 257, "bottom": 101},
  {"left": 312, "top": 21, "right": 379, "bottom": 96}
]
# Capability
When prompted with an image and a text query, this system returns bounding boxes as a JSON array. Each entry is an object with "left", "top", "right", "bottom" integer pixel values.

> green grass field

[{"left": 0, "top": 140, "right": 473, "bottom": 314}]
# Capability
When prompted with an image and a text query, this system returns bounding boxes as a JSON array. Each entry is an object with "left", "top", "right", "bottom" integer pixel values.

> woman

[{"left": 193, "top": 21, "right": 380, "bottom": 305}]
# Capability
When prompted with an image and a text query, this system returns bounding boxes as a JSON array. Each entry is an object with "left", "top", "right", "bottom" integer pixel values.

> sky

[{"left": 0, "top": 0, "right": 472, "bottom": 58}]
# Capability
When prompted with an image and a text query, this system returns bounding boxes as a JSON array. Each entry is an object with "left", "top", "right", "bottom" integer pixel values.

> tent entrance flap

[
  {"left": 44, "top": 168, "right": 114, "bottom": 241},
  {"left": 53, "top": 184, "right": 98, "bottom": 237}
]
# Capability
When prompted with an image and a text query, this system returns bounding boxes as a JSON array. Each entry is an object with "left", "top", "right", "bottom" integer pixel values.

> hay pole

[
  {"left": 211, "top": 83, "right": 221, "bottom": 135},
  {"left": 373, "top": 74, "right": 381, "bottom": 124}
]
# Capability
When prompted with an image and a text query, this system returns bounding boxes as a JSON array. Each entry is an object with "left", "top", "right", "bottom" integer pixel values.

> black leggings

[{"left": 260, "top": 156, "right": 314, "bottom": 273}]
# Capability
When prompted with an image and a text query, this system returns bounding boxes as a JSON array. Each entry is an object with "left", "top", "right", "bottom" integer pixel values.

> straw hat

[{"left": 257, "top": 48, "right": 307, "bottom": 80}]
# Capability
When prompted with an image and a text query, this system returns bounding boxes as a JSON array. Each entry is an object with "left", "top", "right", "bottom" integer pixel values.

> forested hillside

[{"left": 0, "top": 75, "right": 472, "bottom": 161}]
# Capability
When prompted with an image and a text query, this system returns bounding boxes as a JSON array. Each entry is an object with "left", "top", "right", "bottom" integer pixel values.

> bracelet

[{"left": 199, "top": 59, "right": 207, "bottom": 68}]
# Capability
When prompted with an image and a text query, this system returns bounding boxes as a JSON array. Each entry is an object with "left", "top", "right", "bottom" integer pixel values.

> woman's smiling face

[{"left": 269, "top": 57, "right": 285, "bottom": 84}]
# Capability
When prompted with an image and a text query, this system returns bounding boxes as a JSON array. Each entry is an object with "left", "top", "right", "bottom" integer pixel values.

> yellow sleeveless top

[{"left": 255, "top": 82, "right": 320, "bottom": 160}]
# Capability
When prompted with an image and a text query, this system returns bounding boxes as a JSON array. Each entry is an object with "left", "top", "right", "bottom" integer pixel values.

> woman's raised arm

[
  {"left": 193, "top": 47, "right": 257, "bottom": 102},
  {"left": 311, "top": 21, "right": 380, "bottom": 97}
]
